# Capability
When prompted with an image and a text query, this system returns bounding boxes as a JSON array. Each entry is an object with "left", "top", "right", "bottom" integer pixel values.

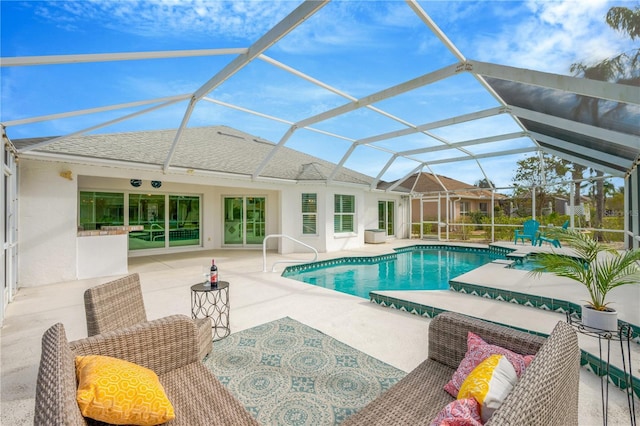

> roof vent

[
  {"left": 217, "top": 131, "right": 245, "bottom": 140},
  {"left": 253, "top": 138, "right": 275, "bottom": 146}
]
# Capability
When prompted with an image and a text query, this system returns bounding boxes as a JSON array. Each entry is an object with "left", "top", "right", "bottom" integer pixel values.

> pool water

[
  {"left": 283, "top": 248, "right": 506, "bottom": 299},
  {"left": 509, "top": 260, "right": 539, "bottom": 271}
]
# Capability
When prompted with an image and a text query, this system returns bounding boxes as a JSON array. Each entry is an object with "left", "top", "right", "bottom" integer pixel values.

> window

[
  {"left": 459, "top": 201, "right": 470, "bottom": 216},
  {"left": 378, "top": 200, "right": 395, "bottom": 236},
  {"left": 168, "top": 195, "right": 200, "bottom": 247},
  {"left": 479, "top": 202, "right": 488, "bottom": 215},
  {"left": 302, "top": 193, "right": 317, "bottom": 235},
  {"left": 129, "top": 194, "right": 166, "bottom": 250},
  {"left": 79, "top": 191, "right": 201, "bottom": 251},
  {"left": 79, "top": 192, "right": 125, "bottom": 231},
  {"left": 334, "top": 194, "right": 355, "bottom": 233}
]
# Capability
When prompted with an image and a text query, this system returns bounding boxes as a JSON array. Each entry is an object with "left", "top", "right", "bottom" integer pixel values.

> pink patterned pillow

[
  {"left": 444, "top": 332, "right": 535, "bottom": 398},
  {"left": 430, "top": 398, "right": 483, "bottom": 426}
]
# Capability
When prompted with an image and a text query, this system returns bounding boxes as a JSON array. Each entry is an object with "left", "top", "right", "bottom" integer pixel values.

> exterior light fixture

[{"left": 59, "top": 170, "right": 73, "bottom": 180}]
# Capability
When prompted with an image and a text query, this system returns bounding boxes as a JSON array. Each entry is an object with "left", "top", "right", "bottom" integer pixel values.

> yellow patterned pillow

[
  {"left": 457, "top": 353, "right": 518, "bottom": 423},
  {"left": 75, "top": 355, "right": 175, "bottom": 426}
]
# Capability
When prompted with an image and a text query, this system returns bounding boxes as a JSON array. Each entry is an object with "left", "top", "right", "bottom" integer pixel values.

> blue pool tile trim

[
  {"left": 282, "top": 253, "right": 398, "bottom": 276},
  {"left": 369, "top": 291, "right": 547, "bottom": 337},
  {"left": 284, "top": 244, "right": 639, "bottom": 343},
  {"left": 282, "top": 244, "right": 512, "bottom": 276},
  {"left": 448, "top": 280, "right": 640, "bottom": 342}
]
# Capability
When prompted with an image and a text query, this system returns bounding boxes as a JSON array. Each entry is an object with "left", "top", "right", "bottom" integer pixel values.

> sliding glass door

[
  {"left": 169, "top": 195, "right": 200, "bottom": 247},
  {"left": 224, "top": 196, "right": 266, "bottom": 246},
  {"left": 129, "top": 194, "right": 166, "bottom": 250},
  {"left": 378, "top": 200, "right": 395, "bottom": 236}
]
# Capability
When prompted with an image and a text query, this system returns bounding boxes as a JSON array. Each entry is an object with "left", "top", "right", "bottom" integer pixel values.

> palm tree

[{"left": 529, "top": 229, "right": 640, "bottom": 311}]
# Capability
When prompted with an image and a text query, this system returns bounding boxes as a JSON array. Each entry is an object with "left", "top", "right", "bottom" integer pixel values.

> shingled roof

[
  {"left": 14, "top": 126, "right": 379, "bottom": 187},
  {"left": 393, "top": 172, "right": 506, "bottom": 199}
]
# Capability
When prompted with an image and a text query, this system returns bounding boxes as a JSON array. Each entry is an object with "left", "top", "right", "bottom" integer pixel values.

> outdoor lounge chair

[
  {"left": 34, "top": 315, "right": 258, "bottom": 425},
  {"left": 514, "top": 219, "right": 540, "bottom": 245},
  {"left": 536, "top": 220, "right": 569, "bottom": 248},
  {"left": 84, "top": 273, "right": 212, "bottom": 360}
]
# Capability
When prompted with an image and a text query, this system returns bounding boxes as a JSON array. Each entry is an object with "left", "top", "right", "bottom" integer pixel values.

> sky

[{"left": 1, "top": 0, "right": 636, "bottom": 190}]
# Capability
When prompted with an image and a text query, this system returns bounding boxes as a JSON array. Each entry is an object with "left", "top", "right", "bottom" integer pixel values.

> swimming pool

[{"left": 282, "top": 246, "right": 509, "bottom": 299}]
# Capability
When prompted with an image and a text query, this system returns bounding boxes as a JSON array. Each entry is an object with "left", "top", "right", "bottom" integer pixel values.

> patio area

[{"left": 2, "top": 239, "right": 638, "bottom": 425}]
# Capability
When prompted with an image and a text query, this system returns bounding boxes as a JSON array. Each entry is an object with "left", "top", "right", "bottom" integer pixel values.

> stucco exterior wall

[
  {"left": 19, "top": 159, "right": 78, "bottom": 286},
  {"left": 279, "top": 185, "right": 327, "bottom": 255},
  {"left": 17, "top": 157, "right": 405, "bottom": 286},
  {"left": 411, "top": 196, "right": 494, "bottom": 222}
]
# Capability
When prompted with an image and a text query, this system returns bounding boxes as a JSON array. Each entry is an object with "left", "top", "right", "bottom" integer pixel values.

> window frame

[
  {"left": 301, "top": 193, "right": 318, "bottom": 235},
  {"left": 78, "top": 191, "right": 125, "bottom": 231},
  {"left": 334, "top": 194, "right": 355, "bottom": 234},
  {"left": 459, "top": 201, "right": 470, "bottom": 216},
  {"left": 79, "top": 190, "right": 202, "bottom": 251}
]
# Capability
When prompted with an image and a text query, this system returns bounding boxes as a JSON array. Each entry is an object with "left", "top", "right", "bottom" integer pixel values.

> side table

[
  {"left": 566, "top": 311, "right": 636, "bottom": 426},
  {"left": 191, "top": 281, "right": 230, "bottom": 341}
]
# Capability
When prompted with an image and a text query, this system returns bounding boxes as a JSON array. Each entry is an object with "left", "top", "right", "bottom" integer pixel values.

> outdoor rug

[{"left": 204, "top": 317, "right": 407, "bottom": 425}]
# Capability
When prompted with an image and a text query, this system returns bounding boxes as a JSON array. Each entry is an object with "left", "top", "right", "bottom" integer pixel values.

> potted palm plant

[{"left": 529, "top": 229, "right": 640, "bottom": 331}]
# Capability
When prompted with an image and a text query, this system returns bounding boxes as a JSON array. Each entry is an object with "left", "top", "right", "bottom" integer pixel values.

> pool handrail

[{"left": 262, "top": 234, "right": 319, "bottom": 272}]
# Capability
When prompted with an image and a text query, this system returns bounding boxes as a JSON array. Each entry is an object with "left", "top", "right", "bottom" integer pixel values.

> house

[
  {"left": 11, "top": 126, "right": 408, "bottom": 286},
  {"left": 392, "top": 172, "right": 507, "bottom": 225}
]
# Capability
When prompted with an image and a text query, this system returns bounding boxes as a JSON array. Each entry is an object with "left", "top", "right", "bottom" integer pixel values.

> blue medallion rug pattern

[{"left": 204, "top": 317, "right": 407, "bottom": 425}]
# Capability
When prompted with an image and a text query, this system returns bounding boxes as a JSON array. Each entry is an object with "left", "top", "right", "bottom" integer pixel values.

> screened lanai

[
  {"left": 1, "top": 0, "right": 639, "bottom": 301},
  {"left": 2, "top": 3, "right": 640, "bottom": 424}
]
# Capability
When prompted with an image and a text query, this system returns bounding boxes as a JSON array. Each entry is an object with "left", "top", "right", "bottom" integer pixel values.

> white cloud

[
  {"left": 473, "top": 0, "right": 633, "bottom": 74},
  {"left": 275, "top": 1, "right": 427, "bottom": 55},
  {"left": 33, "top": 1, "right": 297, "bottom": 41}
]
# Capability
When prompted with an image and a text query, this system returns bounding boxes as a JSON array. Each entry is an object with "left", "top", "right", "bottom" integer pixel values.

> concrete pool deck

[{"left": 2, "top": 239, "right": 638, "bottom": 425}]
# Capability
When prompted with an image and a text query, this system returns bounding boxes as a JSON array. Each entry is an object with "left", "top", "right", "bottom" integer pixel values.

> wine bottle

[{"left": 210, "top": 259, "right": 219, "bottom": 287}]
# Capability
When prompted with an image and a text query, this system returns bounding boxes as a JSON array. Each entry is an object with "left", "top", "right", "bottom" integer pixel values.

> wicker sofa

[
  {"left": 34, "top": 310, "right": 579, "bottom": 425},
  {"left": 343, "top": 312, "right": 581, "bottom": 425},
  {"left": 83, "top": 273, "right": 212, "bottom": 361},
  {"left": 34, "top": 314, "right": 258, "bottom": 426}
]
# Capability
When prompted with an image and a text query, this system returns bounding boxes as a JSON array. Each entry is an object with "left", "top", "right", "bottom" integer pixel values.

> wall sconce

[{"left": 59, "top": 171, "right": 73, "bottom": 181}]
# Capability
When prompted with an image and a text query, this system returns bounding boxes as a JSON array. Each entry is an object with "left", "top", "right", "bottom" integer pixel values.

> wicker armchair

[
  {"left": 34, "top": 315, "right": 259, "bottom": 425},
  {"left": 342, "top": 312, "right": 580, "bottom": 425},
  {"left": 84, "top": 273, "right": 212, "bottom": 360}
]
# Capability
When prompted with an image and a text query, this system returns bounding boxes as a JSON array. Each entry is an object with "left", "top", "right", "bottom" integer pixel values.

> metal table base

[{"left": 191, "top": 281, "right": 230, "bottom": 341}]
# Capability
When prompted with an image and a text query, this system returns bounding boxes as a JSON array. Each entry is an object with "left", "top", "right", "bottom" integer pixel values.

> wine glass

[{"left": 201, "top": 266, "right": 211, "bottom": 286}]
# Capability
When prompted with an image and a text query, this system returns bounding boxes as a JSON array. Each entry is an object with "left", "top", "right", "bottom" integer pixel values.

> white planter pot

[{"left": 581, "top": 305, "right": 618, "bottom": 332}]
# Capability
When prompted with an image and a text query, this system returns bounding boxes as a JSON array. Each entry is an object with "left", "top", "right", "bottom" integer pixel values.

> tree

[
  {"left": 511, "top": 153, "right": 569, "bottom": 217},
  {"left": 475, "top": 178, "right": 495, "bottom": 189},
  {"left": 570, "top": 6, "right": 640, "bottom": 85},
  {"left": 568, "top": 163, "right": 586, "bottom": 205},
  {"left": 607, "top": 187, "right": 625, "bottom": 213},
  {"left": 569, "top": 5, "right": 639, "bottom": 238}
]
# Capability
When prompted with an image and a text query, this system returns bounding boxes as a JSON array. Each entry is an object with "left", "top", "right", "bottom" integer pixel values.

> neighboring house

[
  {"left": 554, "top": 196, "right": 591, "bottom": 223},
  {"left": 503, "top": 193, "right": 591, "bottom": 221},
  {"left": 391, "top": 172, "right": 506, "bottom": 224},
  {"left": 11, "top": 126, "right": 407, "bottom": 286}
]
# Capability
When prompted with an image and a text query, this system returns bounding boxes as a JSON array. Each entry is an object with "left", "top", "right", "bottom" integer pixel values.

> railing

[
  {"left": 411, "top": 221, "right": 628, "bottom": 245},
  {"left": 262, "top": 234, "right": 319, "bottom": 272}
]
